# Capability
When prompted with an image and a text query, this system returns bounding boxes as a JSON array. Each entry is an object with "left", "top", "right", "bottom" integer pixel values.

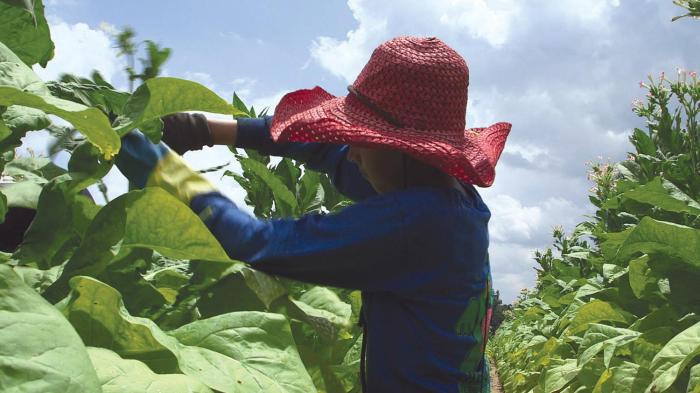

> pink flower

[{"left": 639, "top": 81, "right": 648, "bottom": 88}]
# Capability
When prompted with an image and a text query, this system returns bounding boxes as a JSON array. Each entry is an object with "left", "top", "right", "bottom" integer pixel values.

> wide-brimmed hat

[{"left": 269, "top": 35, "right": 512, "bottom": 187}]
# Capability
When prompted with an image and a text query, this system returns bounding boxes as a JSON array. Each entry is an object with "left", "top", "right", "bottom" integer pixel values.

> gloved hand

[
  {"left": 160, "top": 113, "right": 213, "bottom": 155},
  {"left": 115, "top": 130, "right": 217, "bottom": 203}
]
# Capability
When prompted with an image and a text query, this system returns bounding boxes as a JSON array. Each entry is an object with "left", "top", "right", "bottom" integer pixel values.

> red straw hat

[{"left": 270, "top": 35, "right": 512, "bottom": 187}]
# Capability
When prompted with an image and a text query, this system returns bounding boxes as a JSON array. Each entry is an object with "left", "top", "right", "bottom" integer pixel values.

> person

[{"left": 116, "top": 35, "right": 511, "bottom": 392}]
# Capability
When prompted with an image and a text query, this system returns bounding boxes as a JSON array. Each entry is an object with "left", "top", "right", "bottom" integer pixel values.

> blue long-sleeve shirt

[{"left": 190, "top": 116, "right": 493, "bottom": 392}]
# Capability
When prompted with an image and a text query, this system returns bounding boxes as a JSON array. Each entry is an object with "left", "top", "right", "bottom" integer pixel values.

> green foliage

[
  {"left": 115, "top": 77, "right": 248, "bottom": 141},
  {"left": 490, "top": 68, "right": 700, "bottom": 392},
  {"left": 673, "top": 0, "right": 700, "bottom": 21},
  {"left": 86, "top": 347, "right": 213, "bottom": 393},
  {"left": 0, "top": 265, "right": 101, "bottom": 392},
  {"left": 0, "top": 0, "right": 54, "bottom": 67},
  {"left": 0, "top": 9, "right": 362, "bottom": 391},
  {"left": 0, "top": 41, "right": 120, "bottom": 159}
]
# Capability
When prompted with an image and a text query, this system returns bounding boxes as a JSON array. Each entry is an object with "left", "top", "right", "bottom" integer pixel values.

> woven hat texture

[{"left": 270, "top": 35, "right": 512, "bottom": 187}]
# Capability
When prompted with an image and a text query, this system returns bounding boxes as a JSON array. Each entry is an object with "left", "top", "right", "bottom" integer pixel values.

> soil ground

[{"left": 489, "top": 358, "right": 504, "bottom": 393}]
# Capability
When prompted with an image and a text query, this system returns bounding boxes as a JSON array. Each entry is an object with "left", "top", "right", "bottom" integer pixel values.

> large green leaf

[
  {"left": 599, "top": 226, "right": 634, "bottom": 263},
  {"left": 604, "top": 176, "right": 700, "bottom": 215},
  {"left": 95, "top": 247, "right": 168, "bottom": 316},
  {"left": 628, "top": 254, "right": 660, "bottom": 299},
  {"left": 171, "top": 312, "right": 317, "bottom": 393},
  {"left": 47, "top": 73, "right": 130, "bottom": 118},
  {"left": 196, "top": 264, "right": 287, "bottom": 316},
  {"left": 591, "top": 361, "right": 653, "bottom": 393},
  {"left": 1, "top": 181, "right": 41, "bottom": 209},
  {"left": 688, "top": 363, "right": 700, "bottom": 393},
  {"left": 2, "top": 155, "right": 64, "bottom": 182},
  {"left": 115, "top": 77, "right": 247, "bottom": 140},
  {"left": 0, "top": 86, "right": 120, "bottom": 158},
  {"left": 66, "top": 141, "right": 113, "bottom": 191},
  {"left": 614, "top": 217, "right": 700, "bottom": 271},
  {"left": 577, "top": 324, "right": 641, "bottom": 367},
  {"left": 0, "top": 0, "right": 54, "bottom": 67},
  {"left": 298, "top": 170, "right": 325, "bottom": 213},
  {"left": 539, "top": 358, "right": 579, "bottom": 393},
  {"left": 87, "top": 347, "right": 213, "bottom": 393},
  {"left": 632, "top": 327, "right": 677, "bottom": 370},
  {"left": 0, "top": 265, "right": 100, "bottom": 392},
  {"left": 646, "top": 322, "right": 700, "bottom": 393},
  {"left": 0, "top": 41, "right": 119, "bottom": 158},
  {"left": 121, "top": 188, "right": 231, "bottom": 261},
  {"left": 289, "top": 286, "right": 352, "bottom": 341},
  {"left": 15, "top": 180, "right": 98, "bottom": 269},
  {"left": 0, "top": 106, "right": 49, "bottom": 153},
  {"left": 44, "top": 187, "right": 233, "bottom": 300},
  {"left": 273, "top": 157, "right": 301, "bottom": 193},
  {"left": 62, "top": 276, "right": 317, "bottom": 393},
  {"left": 566, "top": 299, "right": 635, "bottom": 335}
]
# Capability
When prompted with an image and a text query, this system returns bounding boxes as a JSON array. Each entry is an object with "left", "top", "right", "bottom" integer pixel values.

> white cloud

[
  {"left": 32, "top": 17, "right": 124, "bottom": 84},
  {"left": 230, "top": 77, "right": 258, "bottom": 99},
  {"left": 310, "top": 0, "right": 388, "bottom": 83},
  {"left": 249, "top": 89, "right": 290, "bottom": 115},
  {"left": 310, "top": 0, "right": 521, "bottom": 83},
  {"left": 488, "top": 194, "right": 542, "bottom": 243},
  {"left": 552, "top": 0, "right": 621, "bottom": 25},
  {"left": 437, "top": 0, "right": 519, "bottom": 47},
  {"left": 487, "top": 241, "right": 540, "bottom": 301}
]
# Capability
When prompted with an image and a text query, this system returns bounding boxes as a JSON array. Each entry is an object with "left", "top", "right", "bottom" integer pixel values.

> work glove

[
  {"left": 160, "top": 113, "right": 213, "bottom": 155},
  {"left": 115, "top": 130, "right": 217, "bottom": 203}
]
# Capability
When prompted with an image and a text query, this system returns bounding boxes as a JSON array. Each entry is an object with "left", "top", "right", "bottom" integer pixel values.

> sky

[{"left": 22, "top": 0, "right": 699, "bottom": 303}]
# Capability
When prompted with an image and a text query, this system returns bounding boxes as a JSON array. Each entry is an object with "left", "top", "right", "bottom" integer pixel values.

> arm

[
  {"left": 115, "top": 131, "right": 434, "bottom": 292},
  {"left": 191, "top": 190, "right": 430, "bottom": 291},
  {"left": 210, "top": 115, "right": 377, "bottom": 202}
]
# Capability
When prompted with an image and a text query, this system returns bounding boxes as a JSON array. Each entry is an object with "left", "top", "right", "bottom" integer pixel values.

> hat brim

[{"left": 270, "top": 86, "right": 511, "bottom": 187}]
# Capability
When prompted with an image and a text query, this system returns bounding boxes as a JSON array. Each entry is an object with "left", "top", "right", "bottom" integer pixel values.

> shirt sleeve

[
  {"left": 236, "top": 116, "right": 377, "bottom": 201},
  {"left": 190, "top": 190, "right": 433, "bottom": 291}
]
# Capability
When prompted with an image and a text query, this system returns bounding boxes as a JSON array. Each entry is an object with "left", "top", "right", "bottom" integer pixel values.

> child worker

[{"left": 115, "top": 35, "right": 512, "bottom": 393}]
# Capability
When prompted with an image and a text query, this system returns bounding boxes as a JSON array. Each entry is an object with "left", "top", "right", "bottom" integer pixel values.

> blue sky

[{"left": 25, "top": 0, "right": 700, "bottom": 302}]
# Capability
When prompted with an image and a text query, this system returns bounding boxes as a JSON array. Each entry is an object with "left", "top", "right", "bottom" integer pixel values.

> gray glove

[{"left": 161, "top": 113, "right": 213, "bottom": 155}]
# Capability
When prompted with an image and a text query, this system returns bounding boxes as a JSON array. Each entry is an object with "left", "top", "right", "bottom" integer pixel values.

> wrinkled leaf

[
  {"left": 87, "top": 347, "right": 213, "bottom": 393},
  {"left": 0, "top": 0, "right": 54, "bottom": 67},
  {"left": 0, "top": 265, "right": 100, "bottom": 392},
  {"left": 45, "top": 187, "right": 233, "bottom": 300},
  {"left": 115, "top": 77, "right": 247, "bottom": 140},
  {"left": 646, "top": 322, "right": 700, "bottom": 393},
  {"left": 63, "top": 276, "right": 316, "bottom": 393},
  {"left": 567, "top": 300, "right": 634, "bottom": 335},
  {"left": 614, "top": 217, "right": 700, "bottom": 271},
  {"left": 0, "top": 42, "right": 118, "bottom": 157}
]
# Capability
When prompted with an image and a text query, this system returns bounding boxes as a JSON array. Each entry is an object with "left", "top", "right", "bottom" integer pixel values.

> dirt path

[{"left": 489, "top": 358, "right": 504, "bottom": 393}]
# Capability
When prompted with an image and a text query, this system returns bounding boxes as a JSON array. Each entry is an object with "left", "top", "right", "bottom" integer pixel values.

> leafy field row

[
  {"left": 0, "top": 1, "right": 363, "bottom": 392},
  {"left": 489, "top": 56, "right": 700, "bottom": 393}
]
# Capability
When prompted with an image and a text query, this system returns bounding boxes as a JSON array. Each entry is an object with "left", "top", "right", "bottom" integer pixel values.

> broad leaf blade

[
  {"left": 0, "top": 265, "right": 100, "bottom": 392},
  {"left": 87, "top": 347, "right": 213, "bottom": 393},
  {"left": 63, "top": 276, "right": 317, "bottom": 393},
  {"left": 645, "top": 321, "right": 700, "bottom": 393},
  {"left": 0, "top": 0, "right": 54, "bottom": 67},
  {"left": 115, "top": 77, "right": 248, "bottom": 140}
]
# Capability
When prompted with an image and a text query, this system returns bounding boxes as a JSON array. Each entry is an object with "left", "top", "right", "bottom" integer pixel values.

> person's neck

[{"left": 399, "top": 155, "right": 467, "bottom": 197}]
